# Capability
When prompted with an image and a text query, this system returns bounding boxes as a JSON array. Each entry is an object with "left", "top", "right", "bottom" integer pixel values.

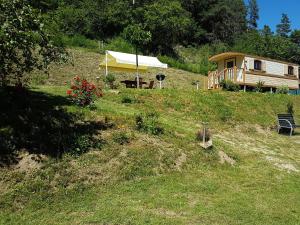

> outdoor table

[{"left": 120, "top": 80, "right": 147, "bottom": 88}]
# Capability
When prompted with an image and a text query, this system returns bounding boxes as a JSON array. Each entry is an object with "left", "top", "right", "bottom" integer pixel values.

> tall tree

[
  {"left": 276, "top": 13, "right": 291, "bottom": 37},
  {"left": 181, "top": 0, "right": 247, "bottom": 44},
  {"left": 247, "top": 0, "right": 259, "bottom": 29},
  {"left": 142, "top": 0, "right": 193, "bottom": 54}
]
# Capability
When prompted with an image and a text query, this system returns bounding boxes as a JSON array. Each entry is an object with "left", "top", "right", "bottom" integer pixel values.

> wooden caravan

[{"left": 208, "top": 52, "right": 300, "bottom": 91}]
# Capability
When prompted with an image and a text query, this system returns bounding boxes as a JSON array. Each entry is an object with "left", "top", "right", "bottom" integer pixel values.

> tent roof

[{"left": 100, "top": 50, "right": 168, "bottom": 72}]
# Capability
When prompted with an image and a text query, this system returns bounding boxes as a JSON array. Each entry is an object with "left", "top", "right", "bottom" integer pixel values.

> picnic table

[{"left": 120, "top": 80, "right": 147, "bottom": 88}]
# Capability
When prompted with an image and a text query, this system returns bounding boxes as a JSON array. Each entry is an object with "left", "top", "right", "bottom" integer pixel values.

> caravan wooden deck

[{"left": 208, "top": 52, "right": 300, "bottom": 91}]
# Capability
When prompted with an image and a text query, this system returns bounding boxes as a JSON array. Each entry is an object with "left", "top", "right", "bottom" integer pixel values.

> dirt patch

[
  {"left": 175, "top": 152, "right": 187, "bottom": 171},
  {"left": 174, "top": 131, "right": 186, "bottom": 138},
  {"left": 274, "top": 163, "right": 299, "bottom": 173},
  {"left": 255, "top": 125, "right": 271, "bottom": 135},
  {"left": 266, "top": 156, "right": 299, "bottom": 173},
  {"left": 218, "top": 151, "right": 236, "bottom": 166},
  {"left": 15, "top": 152, "right": 47, "bottom": 172}
]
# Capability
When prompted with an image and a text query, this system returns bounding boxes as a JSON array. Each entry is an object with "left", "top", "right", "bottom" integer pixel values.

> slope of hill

[
  {"left": 0, "top": 48, "right": 299, "bottom": 225},
  {"left": 31, "top": 48, "right": 207, "bottom": 90}
]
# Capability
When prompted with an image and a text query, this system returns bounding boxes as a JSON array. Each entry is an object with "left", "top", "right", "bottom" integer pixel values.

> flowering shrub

[{"left": 67, "top": 76, "right": 102, "bottom": 106}]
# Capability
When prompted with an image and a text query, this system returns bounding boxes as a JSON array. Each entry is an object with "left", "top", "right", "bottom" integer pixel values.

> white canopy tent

[{"left": 100, "top": 50, "right": 168, "bottom": 88}]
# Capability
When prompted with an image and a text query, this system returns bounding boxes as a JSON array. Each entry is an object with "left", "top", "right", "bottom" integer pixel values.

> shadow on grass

[{"left": 0, "top": 87, "right": 110, "bottom": 166}]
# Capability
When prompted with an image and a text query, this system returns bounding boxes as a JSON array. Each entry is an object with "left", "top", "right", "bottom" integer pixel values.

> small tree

[
  {"left": 0, "top": 0, "right": 67, "bottom": 87},
  {"left": 123, "top": 24, "right": 152, "bottom": 49}
]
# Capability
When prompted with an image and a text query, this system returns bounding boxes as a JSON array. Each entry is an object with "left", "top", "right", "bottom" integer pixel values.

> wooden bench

[{"left": 277, "top": 114, "right": 298, "bottom": 136}]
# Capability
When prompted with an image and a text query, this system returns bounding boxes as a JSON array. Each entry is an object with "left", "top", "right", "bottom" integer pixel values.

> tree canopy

[
  {"left": 0, "top": 0, "right": 67, "bottom": 87},
  {"left": 2, "top": 0, "right": 300, "bottom": 79}
]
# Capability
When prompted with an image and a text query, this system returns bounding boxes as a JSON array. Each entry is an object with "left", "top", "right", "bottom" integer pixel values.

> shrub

[
  {"left": 135, "top": 112, "right": 164, "bottom": 135},
  {"left": 113, "top": 131, "right": 130, "bottom": 145},
  {"left": 105, "top": 37, "right": 135, "bottom": 54},
  {"left": 287, "top": 101, "right": 294, "bottom": 114},
  {"left": 276, "top": 85, "right": 289, "bottom": 94},
  {"left": 254, "top": 81, "right": 265, "bottom": 92},
  {"left": 66, "top": 76, "right": 102, "bottom": 106},
  {"left": 61, "top": 35, "right": 98, "bottom": 50},
  {"left": 103, "top": 73, "right": 116, "bottom": 89},
  {"left": 219, "top": 79, "right": 240, "bottom": 92},
  {"left": 121, "top": 96, "right": 133, "bottom": 104},
  {"left": 219, "top": 107, "right": 233, "bottom": 122},
  {"left": 196, "top": 129, "right": 211, "bottom": 142},
  {"left": 135, "top": 114, "right": 144, "bottom": 131},
  {"left": 71, "top": 134, "right": 104, "bottom": 156}
]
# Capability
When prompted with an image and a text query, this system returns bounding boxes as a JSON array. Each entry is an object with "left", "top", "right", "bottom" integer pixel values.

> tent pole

[
  {"left": 105, "top": 51, "right": 108, "bottom": 88},
  {"left": 136, "top": 46, "right": 139, "bottom": 89},
  {"left": 105, "top": 51, "right": 108, "bottom": 77}
]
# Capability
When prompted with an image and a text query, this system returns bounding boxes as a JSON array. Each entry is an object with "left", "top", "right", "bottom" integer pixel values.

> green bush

[
  {"left": 71, "top": 134, "right": 104, "bottom": 156},
  {"left": 219, "top": 79, "right": 240, "bottom": 92},
  {"left": 113, "top": 131, "right": 130, "bottom": 145},
  {"left": 103, "top": 73, "right": 116, "bottom": 89},
  {"left": 218, "top": 107, "right": 233, "bottom": 122},
  {"left": 105, "top": 37, "right": 135, "bottom": 54},
  {"left": 276, "top": 85, "right": 289, "bottom": 94},
  {"left": 67, "top": 76, "right": 103, "bottom": 106},
  {"left": 61, "top": 35, "right": 98, "bottom": 50},
  {"left": 135, "top": 112, "right": 164, "bottom": 135},
  {"left": 71, "top": 135, "right": 94, "bottom": 155},
  {"left": 287, "top": 101, "right": 294, "bottom": 114},
  {"left": 158, "top": 55, "right": 207, "bottom": 74},
  {"left": 121, "top": 96, "right": 133, "bottom": 104},
  {"left": 254, "top": 81, "right": 265, "bottom": 92}
]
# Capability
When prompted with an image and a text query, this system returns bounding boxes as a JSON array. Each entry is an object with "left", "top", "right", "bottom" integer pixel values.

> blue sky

[{"left": 245, "top": 0, "right": 300, "bottom": 31}]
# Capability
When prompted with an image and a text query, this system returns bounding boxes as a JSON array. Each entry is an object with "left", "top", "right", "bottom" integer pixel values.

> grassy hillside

[
  {"left": 30, "top": 48, "right": 207, "bottom": 89},
  {"left": 0, "top": 48, "right": 300, "bottom": 225}
]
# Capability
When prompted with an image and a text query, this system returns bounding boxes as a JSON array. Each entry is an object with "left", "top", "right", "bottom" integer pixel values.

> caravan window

[
  {"left": 254, "top": 60, "right": 262, "bottom": 70},
  {"left": 288, "top": 66, "right": 294, "bottom": 75}
]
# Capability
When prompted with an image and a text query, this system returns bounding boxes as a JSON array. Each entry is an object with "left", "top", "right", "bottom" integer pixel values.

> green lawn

[
  {"left": 0, "top": 85, "right": 299, "bottom": 225},
  {"left": 1, "top": 45, "right": 300, "bottom": 225}
]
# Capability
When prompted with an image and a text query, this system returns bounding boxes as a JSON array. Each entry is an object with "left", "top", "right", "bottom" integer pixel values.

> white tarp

[{"left": 103, "top": 50, "right": 168, "bottom": 70}]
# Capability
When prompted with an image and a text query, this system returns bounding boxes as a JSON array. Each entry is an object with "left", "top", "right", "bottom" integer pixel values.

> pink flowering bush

[{"left": 67, "top": 76, "right": 103, "bottom": 106}]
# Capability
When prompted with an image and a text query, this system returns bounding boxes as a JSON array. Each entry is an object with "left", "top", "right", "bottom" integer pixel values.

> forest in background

[{"left": 4, "top": 0, "right": 300, "bottom": 75}]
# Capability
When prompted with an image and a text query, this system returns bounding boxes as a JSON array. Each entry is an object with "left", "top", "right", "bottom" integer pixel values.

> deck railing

[{"left": 208, "top": 67, "right": 245, "bottom": 89}]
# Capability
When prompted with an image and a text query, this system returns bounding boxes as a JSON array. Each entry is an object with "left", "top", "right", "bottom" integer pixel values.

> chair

[
  {"left": 135, "top": 77, "right": 144, "bottom": 88},
  {"left": 277, "top": 114, "right": 298, "bottom": 136},
  {"left": 145, "top": 80, "right": 155, "bottom": 89}
]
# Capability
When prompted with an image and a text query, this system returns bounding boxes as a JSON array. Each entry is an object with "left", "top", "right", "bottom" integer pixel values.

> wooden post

[
  {"left": 244, "top": 85, "right": 246, "bottom": 92},
  {"left": 234, "top": 66, "right": 237, "bottom": 82},
  {"left": 203, "top": 126, "right": 206, "bottom": 146}
]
